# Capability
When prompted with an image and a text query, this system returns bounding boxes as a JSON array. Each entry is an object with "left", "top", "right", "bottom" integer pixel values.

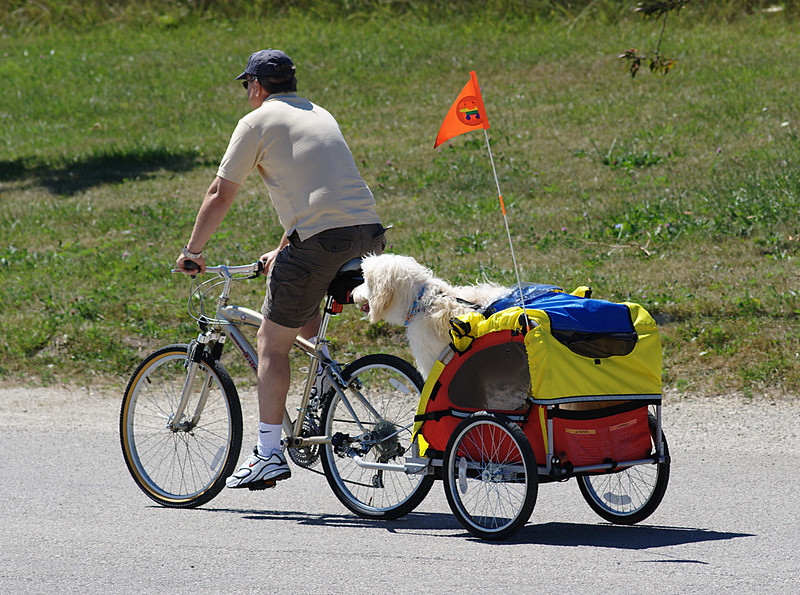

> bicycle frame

[{"left": 172, "top": 264, "right": 422, "bottom": 471}]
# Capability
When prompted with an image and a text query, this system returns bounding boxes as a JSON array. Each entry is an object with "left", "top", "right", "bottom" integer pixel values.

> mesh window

[
  {"left": 550, "top": 329, "right": 637, "bottom": 358},
  {"left": 447, "top": 341, "right": 530, "bottom": 411}
]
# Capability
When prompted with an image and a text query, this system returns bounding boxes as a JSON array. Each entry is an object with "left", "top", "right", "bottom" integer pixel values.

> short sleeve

[{"left": 216, "top": 119, "right": 259, "bottom": 184}]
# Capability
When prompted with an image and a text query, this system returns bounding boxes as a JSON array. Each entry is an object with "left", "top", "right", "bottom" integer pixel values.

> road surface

[{"left": 1, "top": 386, "right": 798, "bottom": 593}]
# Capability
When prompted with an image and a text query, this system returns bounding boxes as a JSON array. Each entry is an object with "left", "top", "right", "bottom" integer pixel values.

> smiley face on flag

[{"left": 456, "top": 96, "right": 483, "bottom": 126}]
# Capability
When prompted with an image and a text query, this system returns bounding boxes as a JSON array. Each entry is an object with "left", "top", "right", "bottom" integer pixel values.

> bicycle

[{"left": 119, "top": 258, "right": 435, "bottom": 519}]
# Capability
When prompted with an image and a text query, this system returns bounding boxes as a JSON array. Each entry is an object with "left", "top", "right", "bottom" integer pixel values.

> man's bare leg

[
  {"left": 256, "top": 317, "right": 303, "bottom": 425},
  {"left": 226, "top": 312, "right": 325, "bottom": 489},
  {"left": 300, "top": 310, "right": 322, "bottom": 342},
  {"left": 225, "top": 316, "right": 298, "bottom": 488}
]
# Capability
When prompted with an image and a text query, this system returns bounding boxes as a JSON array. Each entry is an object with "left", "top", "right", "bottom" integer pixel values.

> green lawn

[{"left": 1, "top": 4, "right": 799, "bottom": 398}]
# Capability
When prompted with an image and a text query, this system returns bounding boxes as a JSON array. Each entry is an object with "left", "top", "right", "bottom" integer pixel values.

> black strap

[
  {"left": 449, "top": 317, "right": 473, "bottom": 338},
  {"left": 427, "top": 380, "right": 442, "bottom": 403},
  {"left": 551, "top": 400, "right": 651, "bottom": 420},
  {"left": 414, "top": 410, "right": 451, "bottom": 423}
]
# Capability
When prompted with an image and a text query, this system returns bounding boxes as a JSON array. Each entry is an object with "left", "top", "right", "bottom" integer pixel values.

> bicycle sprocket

[{"left": 287, "top": 414, "right": 321, "bottom": 468}]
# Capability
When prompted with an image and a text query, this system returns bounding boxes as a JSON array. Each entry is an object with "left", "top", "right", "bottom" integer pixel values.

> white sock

[{"left": 257, "top": 422, "right": 283, "bottom": 457}]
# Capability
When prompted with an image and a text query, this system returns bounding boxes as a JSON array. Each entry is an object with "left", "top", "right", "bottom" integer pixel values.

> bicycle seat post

[
  {"left": 287, "top": 295, "right": 336, "bottom": 445},
  {"left": 316, "top": 294, "right": 338, "bottom": 349}
]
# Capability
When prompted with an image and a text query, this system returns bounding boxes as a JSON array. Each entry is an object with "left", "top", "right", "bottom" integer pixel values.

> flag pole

[
  {"left": 482, "top": 128, "right": 528, "bottom": 313},
  {"left": 435, "top": 71, "right": 529, "bottom": 315}
]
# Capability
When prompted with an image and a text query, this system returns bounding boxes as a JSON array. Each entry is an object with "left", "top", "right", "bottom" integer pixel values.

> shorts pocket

[
  {"left": 371, "top": 230, "right": 386, "bottom": 252},
  {"left": 267, "top": 263, "right": 313, "bottom": 322},
  {"left": 315, "top": 232, "right": 354, "bottom": 255}
]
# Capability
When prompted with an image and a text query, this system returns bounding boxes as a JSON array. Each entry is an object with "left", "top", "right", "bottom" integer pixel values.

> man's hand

[
  {"left": 259, "top": 232, "right": 291, "bottom": 276},
  {"left": 259, "top": 248, "right": 280, "bottom": 276},
  {"left": 176, "top": 253, "right": 207, "bottom": 275}
]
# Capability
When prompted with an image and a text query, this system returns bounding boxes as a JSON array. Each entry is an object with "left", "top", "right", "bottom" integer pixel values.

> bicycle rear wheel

[
  {"left": 120, "top": 344, "right": 242, "bottom": 508},
  {"left": 320, "top": 354, "right": 434, "bottom": 520}
]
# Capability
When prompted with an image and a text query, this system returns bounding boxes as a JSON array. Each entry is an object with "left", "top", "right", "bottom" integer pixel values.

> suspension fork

[{"left": 169, "top": 337, "right": 221, "bottom": 432}]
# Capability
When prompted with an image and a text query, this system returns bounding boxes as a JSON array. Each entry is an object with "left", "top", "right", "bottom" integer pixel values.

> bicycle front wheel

[
  {"left": 120, "top": 344, "right": 243, "bottom": 508},
  {"left": 320, "top": 354, "right": 434, "bottom": 520}
]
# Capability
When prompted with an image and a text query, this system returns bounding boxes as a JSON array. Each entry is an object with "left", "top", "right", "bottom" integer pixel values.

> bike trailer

[{"left": 413, "top": 285, "right": 662, "bottom": 472}]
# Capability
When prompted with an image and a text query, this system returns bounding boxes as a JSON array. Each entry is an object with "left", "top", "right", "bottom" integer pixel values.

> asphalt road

[{"left": 1, "top": 387, "right": 799, "bottom": 593}]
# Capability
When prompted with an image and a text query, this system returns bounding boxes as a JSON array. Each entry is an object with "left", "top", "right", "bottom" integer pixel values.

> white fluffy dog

[{"left": 352, "top": 253, "right": 507, "bottom": 379}]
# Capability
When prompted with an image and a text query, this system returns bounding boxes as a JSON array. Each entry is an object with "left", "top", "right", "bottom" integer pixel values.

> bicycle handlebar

[{"left": 172, "top": 261, "right": 264, "bottom": 277}]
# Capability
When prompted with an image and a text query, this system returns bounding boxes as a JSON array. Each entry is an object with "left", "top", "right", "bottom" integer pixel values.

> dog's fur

[{"left": 352, "top": 253, "right": 507, "bottom": 379}]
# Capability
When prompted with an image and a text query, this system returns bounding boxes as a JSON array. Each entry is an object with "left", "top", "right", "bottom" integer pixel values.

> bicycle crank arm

[
  {"left": 286, "top": 430, "right": 374, "bottom": 448},
  {"left": 285, "top": 435, "right": 331, "bottom": 447}
]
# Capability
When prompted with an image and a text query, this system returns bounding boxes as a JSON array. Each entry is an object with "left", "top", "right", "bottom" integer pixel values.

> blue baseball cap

[{"left": 235, "top": 49, "right": 296, "bottom": 80}]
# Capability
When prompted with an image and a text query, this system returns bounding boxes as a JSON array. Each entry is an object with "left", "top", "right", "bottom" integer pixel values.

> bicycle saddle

[{"left": 328, "top": 258, "right": 363, "bottom": 304}]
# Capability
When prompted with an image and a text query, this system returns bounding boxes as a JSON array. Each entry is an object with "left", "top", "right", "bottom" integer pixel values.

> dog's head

[{"left": 352, "top": 253, "right": 433, "bottom": 325}]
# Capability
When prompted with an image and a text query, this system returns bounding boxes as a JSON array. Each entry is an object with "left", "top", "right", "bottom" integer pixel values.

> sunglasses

[{"left": 241, "top": 78, "right": 256, "bottom": 90}]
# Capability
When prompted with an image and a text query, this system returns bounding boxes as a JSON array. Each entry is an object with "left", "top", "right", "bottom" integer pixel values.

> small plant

[
  {"left": 619, "top": 0, "right": 692, "bottom": 77},
  {"left": 590, "top": 138, "right": 664, "bottom": 170}
]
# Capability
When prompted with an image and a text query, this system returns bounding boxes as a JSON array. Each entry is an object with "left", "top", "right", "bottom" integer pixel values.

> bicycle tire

[
  {"left": 577, "top": 411, "right": 670, "bottom": 524},
  {"left": 319, "top": 354, "right": 434, "bottom": 520},
  {"left": 120, "top": 344, "right": 243, "bottom": 508},
  {"left": 443, "top": 413, "right": 538, "bottom": 540}
]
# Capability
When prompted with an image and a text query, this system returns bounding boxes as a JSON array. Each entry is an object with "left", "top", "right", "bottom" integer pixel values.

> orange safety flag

[{"left": 434, "top": 71, "right": 490, "bottom": 148}]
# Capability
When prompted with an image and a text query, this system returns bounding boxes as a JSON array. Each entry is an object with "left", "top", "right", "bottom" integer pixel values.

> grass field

[{"left": 1, "top": 2, "right": 799, "bottom": 398}]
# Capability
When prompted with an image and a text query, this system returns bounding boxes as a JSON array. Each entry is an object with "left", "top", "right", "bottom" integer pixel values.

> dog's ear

[
  {"left": 350, "top": 281, "right": 367, "bottom": 305},
  {"left": 359, "top": 257, "right": 393, "bottom": 322},
  {"left": 366, "top": 276, "right": 393, "bottom": 321}
]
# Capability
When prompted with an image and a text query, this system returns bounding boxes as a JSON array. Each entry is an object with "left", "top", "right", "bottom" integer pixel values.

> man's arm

[{"left": 176, "top": 176, "right": 240, "bottom": 274}]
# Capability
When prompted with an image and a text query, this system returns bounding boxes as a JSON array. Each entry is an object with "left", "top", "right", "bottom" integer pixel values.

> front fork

[{"left": 168, "top": 336, "right": 222, "bottom": 433}]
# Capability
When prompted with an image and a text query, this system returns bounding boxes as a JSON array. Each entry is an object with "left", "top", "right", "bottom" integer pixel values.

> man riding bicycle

[{"left": 175, "top": 49, "right": 385, "bottom": 489}]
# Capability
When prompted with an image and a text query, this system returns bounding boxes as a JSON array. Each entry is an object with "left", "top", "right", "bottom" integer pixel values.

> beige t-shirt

[{"left": 217, "top": 93, "right": 380, "bottom": 241}]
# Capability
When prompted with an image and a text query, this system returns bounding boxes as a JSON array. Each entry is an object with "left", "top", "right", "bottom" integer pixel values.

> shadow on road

[
  {"left": 194, "top": 506, "right": 753, "bottom": 549},
  {"left": 198, "top": 506, "right": 463, "bottom": 533},
  {"left": 510, "top": 521, "right": 753, "bottom": 550}
]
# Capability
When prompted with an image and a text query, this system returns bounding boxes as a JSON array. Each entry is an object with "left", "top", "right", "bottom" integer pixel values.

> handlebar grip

[{"left": 184, "top": 260, "right": 200, "bottom": 272}]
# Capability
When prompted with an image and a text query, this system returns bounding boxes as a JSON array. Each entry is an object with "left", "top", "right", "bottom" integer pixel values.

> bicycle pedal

[{"left": 247, "top": 479, "right": 278, "bottom": 491}]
